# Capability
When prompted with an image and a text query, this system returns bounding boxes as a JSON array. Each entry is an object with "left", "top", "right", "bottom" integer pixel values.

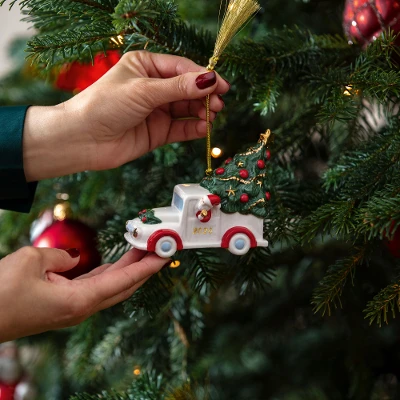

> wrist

[{"left": 23, "top": 104, "right": 92, "bottom": 181}]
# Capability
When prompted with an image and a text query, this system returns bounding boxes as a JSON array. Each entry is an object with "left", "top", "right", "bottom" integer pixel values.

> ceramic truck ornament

[{"left": 125, "top": 132, "right": 272, "bottom": 257}]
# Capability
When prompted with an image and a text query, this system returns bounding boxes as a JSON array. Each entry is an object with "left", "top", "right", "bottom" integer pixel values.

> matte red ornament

[
  {"left": 266, "top": 149, "right": 271, "bottom": 160},
  {"left": 257, "top": 160, "right": 265, "bottom": 169},
  {"left": 240, "top": 194, "right": 249, "bottom": 203},
  {"left": 265, "top": 192, "right": 271, "bottom": 201},
  {"left": 239, "top": 169, "right": 249, "bottom": 179},
  {"left": 33, "top": 219, "right": 101, "bottom": 279},
  {"left": 142, "top": 216, "right": 147, "bottom": 223},
  {"left": 225, "top": 157, "right": 233, "bottom": 165},
  {"left": 216, "top": 168, "right": 225, "bottom": 175},
  {"left": 343, "top": 0, "right": 400, "bottom": 46},
  {"left": 55, "top": 50, "right": 121, "bottom": 92},
  {"left": 0, "top": 383, "right": 16, "bottom": 400}
]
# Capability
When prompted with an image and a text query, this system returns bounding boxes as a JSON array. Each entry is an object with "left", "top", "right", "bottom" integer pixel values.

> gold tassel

[{"left": 205, "top": 0, "right": 260, "bottom": 175}]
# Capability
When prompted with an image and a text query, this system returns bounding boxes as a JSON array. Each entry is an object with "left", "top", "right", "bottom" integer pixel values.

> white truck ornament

[{"left": 125, "top": 183, "right": 268, "bottom": 258}]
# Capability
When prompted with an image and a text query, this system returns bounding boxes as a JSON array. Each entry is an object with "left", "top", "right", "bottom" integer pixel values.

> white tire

[
  {"left": 155, "top": 236, "right": 178, "bottom": 258},
  {"left": 228, "top": 233, "right": 251, "bottom": 255}
]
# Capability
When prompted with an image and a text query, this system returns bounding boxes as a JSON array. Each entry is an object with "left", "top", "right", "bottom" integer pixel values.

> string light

[
  {"left": 211, "top": 147, "right": 223, "bottom": 158},
  {"left": 53, "top": 203, "right": 71, "bottom": 221},
  {"left": 133, "top": 367, "right": 141, "bottom": 376},
  {"left": 170, "top": 260, "right": 181, "bottom": 268},
  {"left": 343, "top": 85, "right": 360, "bottom": 96}
]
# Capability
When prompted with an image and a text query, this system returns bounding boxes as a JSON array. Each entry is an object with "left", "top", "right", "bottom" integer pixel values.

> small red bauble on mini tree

[
  {"left": 343, "top": 0, "right": 400, "bottom": 47},
  {"left": 265, "top": 192, "right": 271, "bottom": 201},
  {"left": 225, "top": 157, "right": 233, "bottom": 165},
  {"left": 216, "top": 168, "right": 225, "bottom": 175},
  {"left": 32, "top": 202, "right": 101, "bottom": 279},
  {"left": 239, "top": 169, "right": 249, "bottom": 179},
  {"left": 257, "top": 160, "right": 265, "bottom": 169},
  {"left": 266, "top": 149, "right": 271, "bottom": 160},
  {"left": 55, "top": 50, "right": 121, "bottom": 92},
  {"left": 240, "top": 194, "right": 249, "bottom": 203}
]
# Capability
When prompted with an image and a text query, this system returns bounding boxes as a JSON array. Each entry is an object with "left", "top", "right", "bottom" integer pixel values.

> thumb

[
  {"left": 37, "top": 247, "right": 81, "bottom": 273},
  {"left": 138, "top": 71, "right": 219, "bottom": 109}
]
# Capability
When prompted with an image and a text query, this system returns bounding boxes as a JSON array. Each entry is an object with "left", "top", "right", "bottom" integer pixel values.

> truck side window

[{"left": 173, "top": 193, "right": 184, "bottom": 211}]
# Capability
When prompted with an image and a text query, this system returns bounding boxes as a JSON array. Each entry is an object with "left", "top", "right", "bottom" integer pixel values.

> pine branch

[
  {"left": 364, "top": 278, "right": 400, "bottom": 327},
  {"left": 311, "top": 247, "right": 367, "bottom": 316}
]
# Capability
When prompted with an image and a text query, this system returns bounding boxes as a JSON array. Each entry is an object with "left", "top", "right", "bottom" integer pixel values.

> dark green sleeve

[{"left": 0, "top": 106, "right": 38, "bottom": 213}]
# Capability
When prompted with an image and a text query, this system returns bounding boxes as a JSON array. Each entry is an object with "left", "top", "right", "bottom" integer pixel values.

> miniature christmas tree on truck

[{"left": 125, "top": 131, "right": 272, "bottom": 257}]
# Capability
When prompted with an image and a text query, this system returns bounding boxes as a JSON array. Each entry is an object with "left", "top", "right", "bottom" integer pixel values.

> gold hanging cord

[{"left": 205, "top": 0, "right": 260, "bottom": 175}]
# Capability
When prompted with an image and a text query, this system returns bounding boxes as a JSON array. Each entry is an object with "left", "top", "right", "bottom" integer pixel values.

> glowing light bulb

[
  {"left": 170, "top": 260, "right": 181, "bottom": 268},
  {"left": 211, "top": 147, "right": 223, "bottom": 158}
]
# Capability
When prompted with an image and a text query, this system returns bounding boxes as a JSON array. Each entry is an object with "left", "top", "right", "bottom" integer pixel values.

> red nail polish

[
  {"left": 66, "top": 248, "right": 80, "bottom": 258},
  {"left": 196, "top": 71, "right": 217, "bottom": 89},
  {"left": 218, "top": 94, "right": 225, "bottom": 108},
  {"left": 223, "top": 78, "right": 231, "bottom": 88}
]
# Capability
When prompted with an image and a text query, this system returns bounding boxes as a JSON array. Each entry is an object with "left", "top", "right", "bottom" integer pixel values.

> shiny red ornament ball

[
  {"left": 33, "top": 219, "right": 101, "bottom": 279},
  {"left": 266, "top": 150, "right": 271, "bottom": 160},
  {"left": 225, "top": 157, "right": 233, "bottom": 165},
  {"left": 386, "top": 223, "right": 400, "bottom": 257},
  {"left": 216, "top": 168, "right": 225, "bottom": 175},
  {"left": 0, "top": 383, "right": 17, "bottom": 400},
  {"left": 142, "top": 216, "right": 147, "bottom": 223},
  {"left": 343, "top": 0, "right": 400, "bottom": 46},
  {"left": 240, "top": 194, "right": 249, "bottom": 203},
  {"left": 257, "top": 160, "right": 265, "bottom": 169},
  {"left": 55, "top": 50, "right": 121, "bottom": 92},
  {"left": 265, "top": 192, "right": 271, "bottom": 201},
  {"left": 239, "top": 169, "right": 249, "bottom": 179}
]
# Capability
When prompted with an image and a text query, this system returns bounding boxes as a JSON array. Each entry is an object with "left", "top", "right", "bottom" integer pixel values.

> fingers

[
  {"left": 169, "top": 95, "right": 224, "bottom": 119},
  {"left": 19, "top": 247, "right": 81, "bottom": 274},
  {"left": 84, "top": 253, "right": 167, "bottom": 303},
  {"left": 136, "top": 70, "right": 229, "bottom": 110},
  {"left": 94, "top": 275, "right": 150, "bottom": 312},
  {"left": 123, "top": 51, "right": 205, "bottom": 78}
]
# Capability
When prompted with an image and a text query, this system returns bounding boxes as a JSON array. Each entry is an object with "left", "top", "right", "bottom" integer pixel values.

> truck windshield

[{"left": 172, "top": 193, "right": 184, "bottom": 211}]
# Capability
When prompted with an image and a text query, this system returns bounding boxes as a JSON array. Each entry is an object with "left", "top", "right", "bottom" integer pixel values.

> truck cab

[{"left": 125, "top": 184, "right": 268, "bottom": 258}]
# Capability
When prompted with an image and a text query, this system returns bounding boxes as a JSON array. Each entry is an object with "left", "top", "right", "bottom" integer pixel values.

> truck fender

[
  {"left": 221, "top": 227, "right": 257, "bottom": 249},
  {"left": 147, "top": 229, "right": 184, "bottom": 252}
]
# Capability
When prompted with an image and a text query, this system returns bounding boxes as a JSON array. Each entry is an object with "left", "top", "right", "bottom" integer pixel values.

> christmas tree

[
  {"left": 2, "top": 0, "right": 400, "bottom": 398},
  {"left": 200, "top": 130, "right": 272, "bottom": 217}
]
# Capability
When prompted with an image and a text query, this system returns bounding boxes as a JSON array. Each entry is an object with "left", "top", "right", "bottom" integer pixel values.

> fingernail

[
  {"left": 223, "top": 78, "right": 231, "bottom": 88},
  {"left": 196, "top": 71, "right": 217, "bottom": 89},
  {"left": 66, "top": 248, "right": 80, "bottom": 258},
  {"left": 218, "top": 94, "right": 225, "bottom": 108}
]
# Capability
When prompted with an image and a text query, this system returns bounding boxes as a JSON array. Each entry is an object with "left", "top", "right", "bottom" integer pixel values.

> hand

[
  {"left": 23, "top": 51, "right": 230, "bottom": 181},
  {"left": 0, "top": 247, "right": 166, "bottom": 342}
]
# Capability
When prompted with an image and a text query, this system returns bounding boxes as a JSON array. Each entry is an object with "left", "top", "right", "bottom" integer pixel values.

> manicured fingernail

[
  {"left": 66, "top": 248, "right": 80, "bottom": 258},
  {"left": 218, "top": 94, "right": 225, "bottom": 108},
  {"left": 196, "top": 71, "right": 217, "bottom": 89},
  {"left": 223, "top": 78, "right": 231, "bottom": 88}
]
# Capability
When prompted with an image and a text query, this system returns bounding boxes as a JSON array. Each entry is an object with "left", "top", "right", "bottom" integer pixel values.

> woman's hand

[
  {"left": 0, "top": 247, "right": 166, "bottom": 342},
  {"left": 23, "top": 51, "right": 229, "bottom": 181}
]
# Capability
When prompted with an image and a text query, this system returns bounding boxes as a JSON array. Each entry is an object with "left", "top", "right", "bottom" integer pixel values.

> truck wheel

[
  {"left": 228, "top": 233, "right": 251, "bottom": 255},
  {"left": 155, "top": 236, "right": 178, "bottom": 258}
]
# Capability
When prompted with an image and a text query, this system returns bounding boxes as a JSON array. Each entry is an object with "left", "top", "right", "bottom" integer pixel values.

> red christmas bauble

[
  {"left": 33, "top": 219, "right": 101, "bottom": 279},
  {"left": 225, "top": 157, "right": 233, "bottom": 165},
  {"left": 343, "top": 0, "right": 400, "bottom": 46},
  {"left": 0, "top": 382, "right": 17, "bottom": 400},
  {"left": 266, "top": 150, "right": 271, "bottom": 160},
  {"left": 239, "top": 169, "right": 249, "bottom": 179},
  {"left": 142, "top": 216, "right": 147, "bottom": 223},
  {"left": 386, "top": 223, "right": 400, "bottom": 257},
  {"left": 257, "top": 160, "right": 265, "bottom": 169},
  {"left": 216, "top": 168, "right": 225, "bottom": 175},
  {"left": 265, "top": 192, "right": 271, "bottom": 201},
  {"left": 240, "top": 194, "right": 249, "bottom": 203},
  {"left": 55, "top": 50, "right": 121, "bottom": 92}
]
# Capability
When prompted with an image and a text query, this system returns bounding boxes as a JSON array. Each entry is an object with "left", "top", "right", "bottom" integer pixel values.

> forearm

[{"left": 23, "top": 105, "right": 92, "bottom": 182}]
